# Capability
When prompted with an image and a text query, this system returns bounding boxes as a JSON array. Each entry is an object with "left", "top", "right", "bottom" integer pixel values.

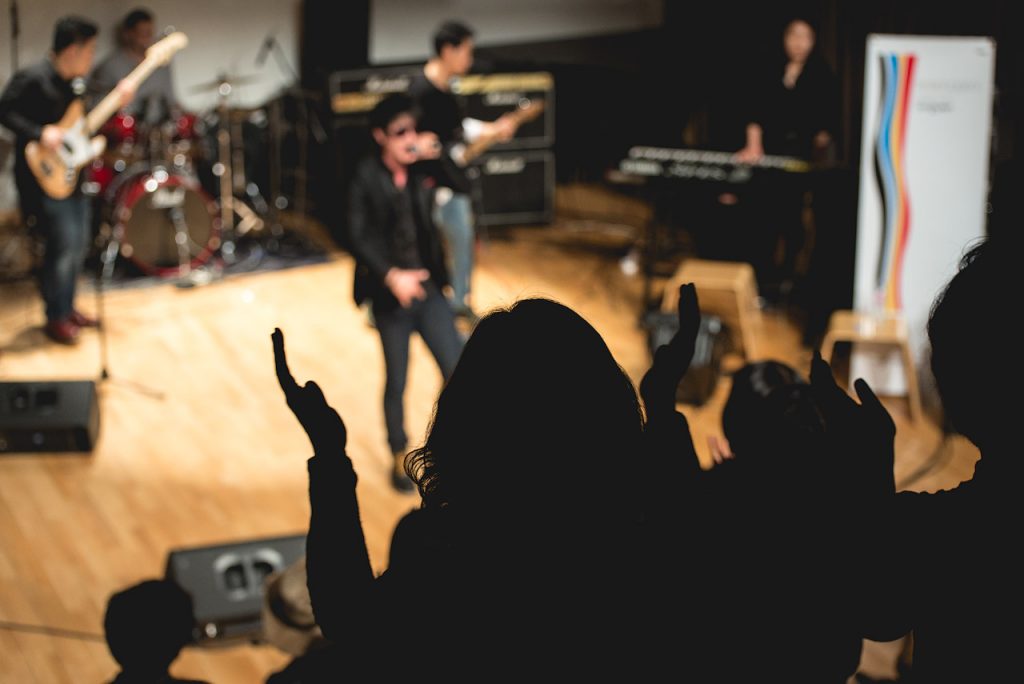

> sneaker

[
  {"left": 69, "top": 309, "right": 99, "bottom": 327},
  {"left": 391, "top": 470, "right": 417, "bottom": 494},
  {"left": 453, "top": 305, "right": 480, "bottom": 325},
  {"left": 44, "top": 318, "right": 81, "bottom": 345},
  {"left": 391, "top": 450, "right": 416, "bottom": 494}
]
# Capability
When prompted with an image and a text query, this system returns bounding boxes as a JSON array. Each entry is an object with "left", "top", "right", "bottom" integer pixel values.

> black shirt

[
  {"left": 347, "top": 155, "right": 450, "bottom": 309},
  {"left": 749, "top": 55, "right": 838, "bottom": 159},
  {"left": 389, "top": 180, "right": 425, "bottom": 270},
  {"left": 0, "top": 59, "right": 82, "bottom": 208},
  {"left": 408, "top": 70, "right": 471, "bottom": 193}
]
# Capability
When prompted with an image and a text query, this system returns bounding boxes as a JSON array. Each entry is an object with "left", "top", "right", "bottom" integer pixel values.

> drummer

[{"left": 89, "top": 8, "right": 179, "bottom": 125}]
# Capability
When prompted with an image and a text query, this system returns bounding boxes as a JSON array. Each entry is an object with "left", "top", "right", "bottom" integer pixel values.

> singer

[{"left": 346, "top": 94, "right": 463, "bottom": 493}]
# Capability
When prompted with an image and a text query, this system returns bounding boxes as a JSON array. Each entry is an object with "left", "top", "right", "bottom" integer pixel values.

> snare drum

[{"left": 111, "top": 168, "right": 221, "bottom": 276}]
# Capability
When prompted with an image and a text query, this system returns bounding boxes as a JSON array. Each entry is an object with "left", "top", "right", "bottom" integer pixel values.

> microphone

[{"left": 255, "top": 34, "right": 275, "bottom": 67}]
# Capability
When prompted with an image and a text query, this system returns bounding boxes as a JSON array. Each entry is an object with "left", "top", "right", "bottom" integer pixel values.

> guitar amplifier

[
  {"left": 165, "top": 533, "right": 306, "bottom": 643},
  {"left": 0, "top": 380, "right": 100, "bottom": 453},
  {"left": 453, "top": 72, "right": 554, "bottom": 150},
  {"left": 327, "top": 64, "right": 420, "bottom": 125},
  {"left": 468, "top": 150, "right": 554, "bottom": 226}
]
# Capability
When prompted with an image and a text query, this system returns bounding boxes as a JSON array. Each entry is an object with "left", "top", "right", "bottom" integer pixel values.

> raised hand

[
  {"left": 273, "top": 328, "right": 347, "bottom": 456},
  {"left": 640, "top": 283, "right": 701, "bottom": 420},
  {"left": 809, "top": 351, "right": 896, "bottom": 498}
]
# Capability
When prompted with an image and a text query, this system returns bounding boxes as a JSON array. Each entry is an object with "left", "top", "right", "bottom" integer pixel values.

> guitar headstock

[
  {"left": 515, "top": 99, "right": 545, "bottom": 120},
  {"left": 145, "top": 32, "right": 189, "bottom": 66}
]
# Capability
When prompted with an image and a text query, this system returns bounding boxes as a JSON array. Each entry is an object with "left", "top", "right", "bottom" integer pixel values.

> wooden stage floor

[{"left": 0, "top": 226, "right": 979, "bottom": 682}]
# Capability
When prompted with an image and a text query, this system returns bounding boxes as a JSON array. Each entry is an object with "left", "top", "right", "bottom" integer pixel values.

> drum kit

[{"left": 85, "top": 73, "right": 271, "bottom": 282}]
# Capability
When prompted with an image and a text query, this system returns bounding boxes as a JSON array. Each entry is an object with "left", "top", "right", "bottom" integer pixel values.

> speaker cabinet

[
  {"left": 165, "top": 534, "right": 306, "bottom": 643},
  {"left": 468, "top": 150, "right": 554, "bottom": 226},
  {"left": 0, "top": 380, "right": 100, "bottom": 453}
]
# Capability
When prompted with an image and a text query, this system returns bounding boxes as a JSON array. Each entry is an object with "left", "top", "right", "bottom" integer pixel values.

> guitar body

[
  {"left": 457, "top": 100, "right": 546, "bottom": 167},
  {"left": 24, "top": 100, "right": 107, "bottom": 199}
]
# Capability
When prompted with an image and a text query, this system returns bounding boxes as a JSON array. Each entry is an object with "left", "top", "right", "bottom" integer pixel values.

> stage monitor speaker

[
  {"left": 468, "top": 150, "right": 554, "bottom": 227},
  {"left": 165, "top": 534, "right": 306, "bottom": 643},
  {"left": 643, "top": 313, "right": 730, "bottom": 407},
  {"left": 0, "top": 380, "right": 100, "bottom": 453}
]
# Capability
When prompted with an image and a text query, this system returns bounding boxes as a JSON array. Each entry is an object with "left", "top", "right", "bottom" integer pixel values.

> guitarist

[
  {"left": 409, "top": 21, "right": 517, "bottom": 324},
  {"left": 0, "top": 16, "right": 135, "bottom": 344}
]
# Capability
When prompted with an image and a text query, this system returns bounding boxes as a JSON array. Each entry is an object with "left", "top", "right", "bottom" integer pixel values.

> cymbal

[{"left": 189, "top": 74, "right": 262, "bottom": 93}]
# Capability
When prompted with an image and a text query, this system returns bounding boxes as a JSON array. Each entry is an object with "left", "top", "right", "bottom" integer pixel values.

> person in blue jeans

[
  {"left": 409, "top": 20, "right": 517, "bottom": 322},
  {"left": 347, "top": 94, "right": 464, "bottom": 493},
  {"left": 0, "top": 16, "right": 135, "bottom": 344}
]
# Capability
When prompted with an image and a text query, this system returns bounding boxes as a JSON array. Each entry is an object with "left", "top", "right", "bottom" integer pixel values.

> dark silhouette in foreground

[{"left": 103, "top": 579, "right": 208, "bottom": 684}]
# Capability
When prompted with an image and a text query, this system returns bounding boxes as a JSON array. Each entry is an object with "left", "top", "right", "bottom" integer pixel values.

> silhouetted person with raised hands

[
  {"left": 103, "top": 579, "right": 208, "bottom": 684},
  {"left": 638, "top": 288, "right": 891, "bottom": 680},
  {"left": 811, "top": 237, "right": 1022, "bottom": 682},
  {"left": 706, "top": 361, "right": 870, "bottom": 681},
  {"left": 274, "top": 295, "right": 662, "bottom": 676}
]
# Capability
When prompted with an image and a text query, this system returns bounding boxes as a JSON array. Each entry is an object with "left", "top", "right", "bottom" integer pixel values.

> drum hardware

[
  {"left": 188, "top": 73, "right": 261, "bottom": 94},
  {"left": 202, "top": 74, "right": 267, "bottom": 264},
  {"left": 86, "top": 71, "right": 276, "bottom": 280}
]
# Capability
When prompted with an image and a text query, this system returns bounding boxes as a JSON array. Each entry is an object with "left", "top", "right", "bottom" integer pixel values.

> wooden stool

[
  {"left": 662, "top": 258, "right": 762, "bottom": 359},
  {"left": 819, "top": 309, "right": 923, "bottom": 422}
]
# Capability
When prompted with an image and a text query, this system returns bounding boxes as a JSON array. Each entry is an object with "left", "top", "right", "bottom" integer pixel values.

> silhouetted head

[
  {"left": 104, "top": 579, "right": 195, "bottom": 676},
  {"left": 722, "top": 361, "right": 824, "bottom": 479},
  {"left": 407, "top": 299, "right": 643, "bottom": 531},
  {"left": 928, "top": 239, "right": 1013, "bottom": 452}
]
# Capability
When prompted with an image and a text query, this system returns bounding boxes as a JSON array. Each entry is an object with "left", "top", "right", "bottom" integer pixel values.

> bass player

[{"left": 0, "top": 16, "right": 135, "bottom": 344}]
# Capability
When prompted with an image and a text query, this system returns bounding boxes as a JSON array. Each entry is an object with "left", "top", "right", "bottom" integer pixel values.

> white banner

[{"left": 853, "top": 34, "right": 994, "bottom": 393}]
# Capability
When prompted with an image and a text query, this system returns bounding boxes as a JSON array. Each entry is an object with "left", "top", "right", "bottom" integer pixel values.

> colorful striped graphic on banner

[{"left": 873, "top": 53, "right": 917, "bottom": 310}]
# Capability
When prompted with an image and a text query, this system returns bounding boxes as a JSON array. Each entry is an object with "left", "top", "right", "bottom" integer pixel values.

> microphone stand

[{"left": 92, "top": 222, "right": 165, "bottom": 400}]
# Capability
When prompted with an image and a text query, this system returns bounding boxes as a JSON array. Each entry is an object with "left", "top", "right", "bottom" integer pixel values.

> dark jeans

[
  {"left": 34, "top": 193, "right": 91, "bottom": 323},
  {"left": 373, "top": 281, "right": 463, "bottom": 453}
]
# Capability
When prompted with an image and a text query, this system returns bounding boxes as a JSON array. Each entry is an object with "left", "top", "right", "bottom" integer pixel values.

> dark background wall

[
  {"left": 303, "top": 0, "right": 1020, "bottom": 189},
  {"left": 301, "top": 0, "right": 1022, "bottom": 263}
]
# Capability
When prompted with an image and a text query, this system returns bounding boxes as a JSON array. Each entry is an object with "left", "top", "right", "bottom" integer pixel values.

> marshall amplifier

[
  {"left": 165, "top": 533, "right": 306, "bottom": 643},
  {"left": 453, "top": 72, "right": 554, "bottom": 150},
  {"left": 468, "top": 150, "right": 554, "bottom": 227},
  {"left": 328, "top": 64, "right": 420, "bottom": 125},
  {"left": 0, "top": 380, "right": 100, "bottom": 453}
]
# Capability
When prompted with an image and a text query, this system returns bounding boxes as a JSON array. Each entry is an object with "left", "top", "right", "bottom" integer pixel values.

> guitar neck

[{"left": 84, "top": 58, "right": 163, "bottom": 133}]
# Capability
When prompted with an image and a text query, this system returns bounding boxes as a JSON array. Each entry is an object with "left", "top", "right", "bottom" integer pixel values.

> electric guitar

[
  {"left": 26, "top": 32, "right": 189, "bottom": 199},
  {"left": 451, "top": 99, "right": 545, "bottom": 166}
]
